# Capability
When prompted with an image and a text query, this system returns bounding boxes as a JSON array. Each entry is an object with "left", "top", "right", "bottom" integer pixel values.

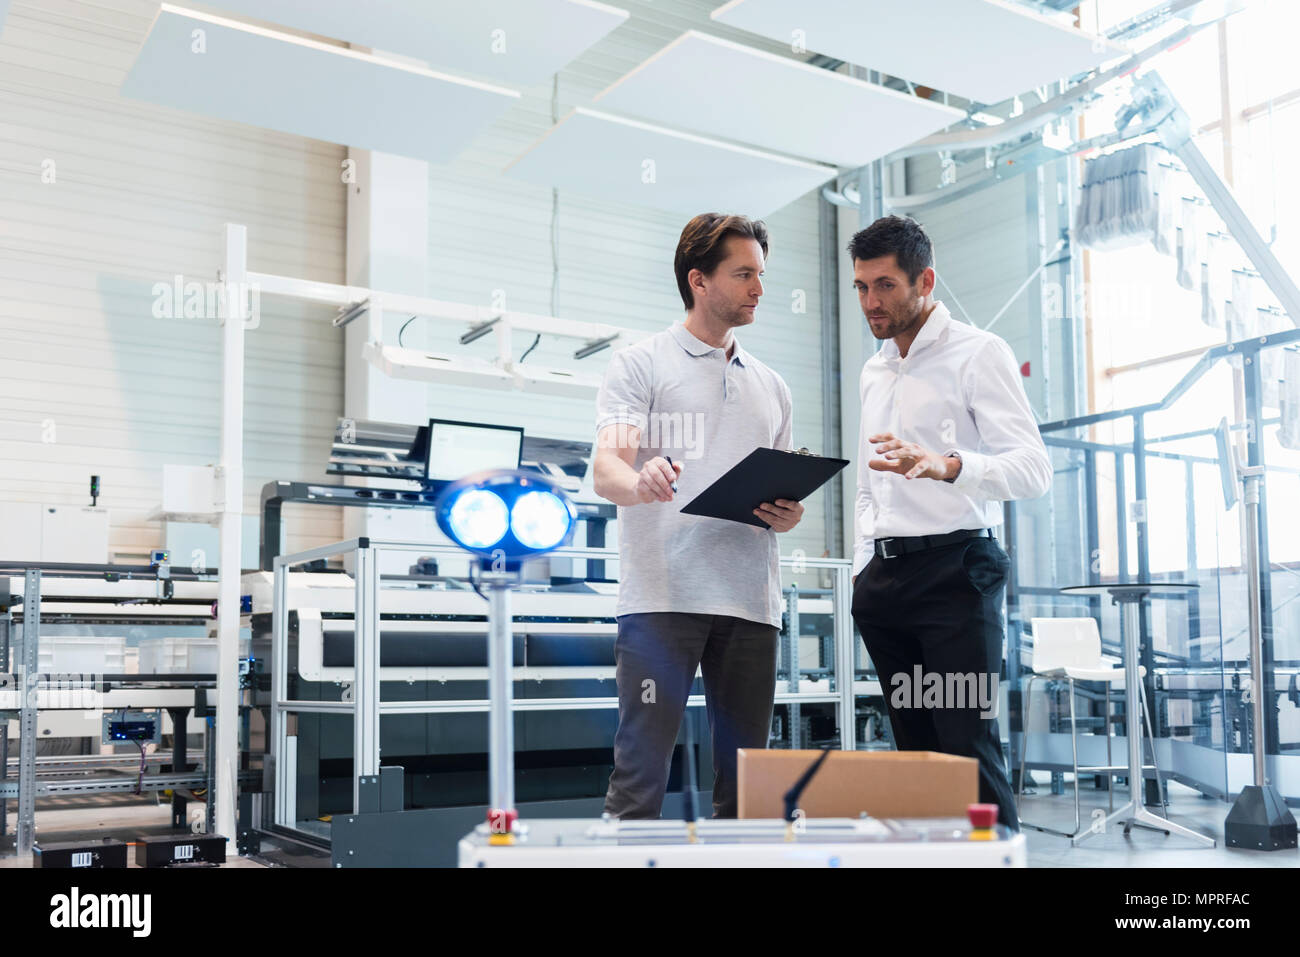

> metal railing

[{"left": 270, "top": 538, "right": 856, "bottom": 831}]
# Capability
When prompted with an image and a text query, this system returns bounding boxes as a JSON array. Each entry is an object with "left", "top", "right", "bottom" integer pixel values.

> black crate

[
  {"left": 33, "top": 838, "right": 128, "bottom": 869},
  {"left": 134, "top": 834, "right": 227, "bottom": 867}
]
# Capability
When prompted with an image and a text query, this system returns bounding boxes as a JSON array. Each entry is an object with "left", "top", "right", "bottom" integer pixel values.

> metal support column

[
  {"left": 1240, "top": 349, "right": 1279, "bottom": 755},
  {"left": 486, "top": 573, "right": 515, "bottom": 822},
  {"left": 271, "top": 558, "right": 289, "bottom": 827},
  {"left": 0, "top": 599, "right": 9, "bottom": 843},
  {"left": 1184, "top": 460, "right": 1202, "bottom": 655},
  {"left": 786, "top": 585, "right": 802, "bottom": 749},
  {"left": 835, "top": 565, "right": 857, "bottom": 751},
  {"left": 17, "top": 569, "right": 39, "bottom": 856},
  {"left": 1132, "top": 414, "right": 1162, "bottom": 806},
  {"left": 168, "top": 707, "right": 190, "bottom": 829},
  {"left": 352, "top": 543, "right": 380, "bottom": 813},
  {"left": 214, "top": 222, "right": 248, "bottom": 849}
]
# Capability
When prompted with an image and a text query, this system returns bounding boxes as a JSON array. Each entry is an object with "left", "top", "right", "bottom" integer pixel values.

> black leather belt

[{"left": 874, "top": 528, "right": 994, "bottom": 560}]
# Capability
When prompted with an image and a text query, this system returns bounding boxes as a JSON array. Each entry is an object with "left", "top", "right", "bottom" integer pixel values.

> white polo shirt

[
  {"left": 852, "top": 301, "right": 1052, "bottom": 576},
  {"left": 596, "top": 322, "right": 793, "bottom": 627}
]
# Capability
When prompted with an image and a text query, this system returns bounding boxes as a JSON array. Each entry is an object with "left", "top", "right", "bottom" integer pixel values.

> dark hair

[
  {"left": 674, "top": 213, "right": 769, "bottom": 310},
  {"left": 846, "top": 215, "right": 933, "bottom": 284}
]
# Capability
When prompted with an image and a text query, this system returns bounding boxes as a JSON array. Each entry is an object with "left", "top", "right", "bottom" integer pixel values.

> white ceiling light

[
  {"left": 121, "top": 4, "right": 519, "bottom": 162},
  {"left": 594, "top": 31, "right": 966, "bottom": 167},
  {"left": 505, "top": 108, "right": 836, "bottom": 218},
  {"left": 712, "top": 0, "right": 1127, "bottom": 106},
  {"left": 197, "top": 0, "right": 628, "bottom": 86}
]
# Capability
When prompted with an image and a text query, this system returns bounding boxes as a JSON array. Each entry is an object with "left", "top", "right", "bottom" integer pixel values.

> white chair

[{"left": 1016, "top": 617, "right": 1169, "bottom": 838}]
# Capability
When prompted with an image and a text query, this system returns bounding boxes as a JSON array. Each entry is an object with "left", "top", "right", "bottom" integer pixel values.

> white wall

[
  {"left": 0, "top": 0, "right": 836, "bottom": 569},
  {"left": 0, "top": 0, "right": 347, "bottom": 563}
]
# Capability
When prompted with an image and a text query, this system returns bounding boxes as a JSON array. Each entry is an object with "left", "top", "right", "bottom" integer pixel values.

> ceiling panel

[
  {"left": 595, "top": 31, "right": 965, "bottom": 167},
  {"left": 121, "top": 5, "right": 519, "bottom": 163},
  {"left": 200, "top": 0, "right": 629, "bottom": 86},
  {"left": 712, "top": 0, "right": 1127, "bottom": 105},
  {"left": 504, "top": 107, "right": 836, "bottom": 218}
]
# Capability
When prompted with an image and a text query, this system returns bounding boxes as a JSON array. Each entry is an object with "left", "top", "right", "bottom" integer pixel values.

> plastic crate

[
  {"left": 36, "top": 636, "right": 126, "bottom": 675},
  {"left": 137, "top": 637, "right": 218, "bottom": 675}
]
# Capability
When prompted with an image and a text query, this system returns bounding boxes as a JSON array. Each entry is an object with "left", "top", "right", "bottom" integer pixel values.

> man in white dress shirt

[{"left": 848, "top": 215, "right": 1052, "bottom": 829}]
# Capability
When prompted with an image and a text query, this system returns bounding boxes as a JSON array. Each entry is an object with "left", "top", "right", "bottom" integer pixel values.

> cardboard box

[{"left": 738, "top": 749, "right": 978, "bottom": 820}]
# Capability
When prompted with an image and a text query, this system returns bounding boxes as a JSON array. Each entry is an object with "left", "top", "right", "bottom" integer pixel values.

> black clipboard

[{"left": 680, "top": 447, "right": 849, "bottom": 528}]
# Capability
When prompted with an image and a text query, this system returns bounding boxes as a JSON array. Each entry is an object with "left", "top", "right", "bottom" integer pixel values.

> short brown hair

[{"left": 674, "top": 213, "right": 769, "bottom": 310}]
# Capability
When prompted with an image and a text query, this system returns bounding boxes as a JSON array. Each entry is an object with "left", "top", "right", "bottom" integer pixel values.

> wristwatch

[{"left": 942, "top": 450, "right": 962, "bottom": 484}]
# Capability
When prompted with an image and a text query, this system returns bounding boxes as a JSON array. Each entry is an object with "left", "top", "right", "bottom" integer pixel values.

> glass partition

[{"left": 1010, "top": 329, "right": 1300, "bottom": 808}]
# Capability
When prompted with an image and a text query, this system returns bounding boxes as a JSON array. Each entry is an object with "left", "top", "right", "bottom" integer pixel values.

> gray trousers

[{"left": 603, "top": 612, "right": 779, "bottom": 820}]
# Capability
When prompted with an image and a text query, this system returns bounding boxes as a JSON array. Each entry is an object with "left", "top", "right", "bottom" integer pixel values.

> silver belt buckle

[{"left": 878, "top": 538, "right": 898, "bottom": 560}]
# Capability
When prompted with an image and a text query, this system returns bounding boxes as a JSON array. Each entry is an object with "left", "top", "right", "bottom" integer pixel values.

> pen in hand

[{"left": 665, "top": 456, "right": 679, "bottom": 494}]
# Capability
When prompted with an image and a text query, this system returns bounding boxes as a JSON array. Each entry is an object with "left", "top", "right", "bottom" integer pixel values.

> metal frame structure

[
  {"left": 269, "top": 539, "right": 856, "bottom": 833},
  {"left": 1009, "top": 327, "right": 1300, "bottom": 805},
  {"left": 0, "top": 561, "right": 239, "bottom": 855}
]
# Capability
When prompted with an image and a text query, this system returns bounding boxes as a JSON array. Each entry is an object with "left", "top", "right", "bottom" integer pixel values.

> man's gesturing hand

[
  {"left": 867, "top": 432, "right": 960, "bottom": 482},
  {"left": 635, "top": 456, "right": 682, "bottom": 503},
  {"left": 753, "top": 498, "right": 804, "bottom": 532}
]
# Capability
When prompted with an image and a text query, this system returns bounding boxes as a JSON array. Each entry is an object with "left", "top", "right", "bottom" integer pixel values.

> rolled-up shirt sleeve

[
  {"left": 595, "top": 348, "right": 652, "bottom": 435},
  {"left": 947, "top": 337, "right": 1053, "bottom": 501}
]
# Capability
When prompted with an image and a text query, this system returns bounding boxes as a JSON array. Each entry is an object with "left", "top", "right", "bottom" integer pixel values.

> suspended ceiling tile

[
  {"left": 712, "top": 0, "right": 1127, "bottom": 106},
  {"left": 594, "top": 31, "right": 965, "bottom": 167},
  {"left": 120, "top": 5, "right": 519, "bottom": 163},
  {"left": 504, "top": 108, "right": 836, "bottom": 219},
  {"left": 200, "top": 0, "right": 629, "bottom": 86}
]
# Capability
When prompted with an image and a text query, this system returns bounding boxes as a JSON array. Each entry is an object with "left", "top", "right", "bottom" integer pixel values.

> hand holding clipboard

[{"left": 679, "top": 447, "right": 849, "bottom": 528}]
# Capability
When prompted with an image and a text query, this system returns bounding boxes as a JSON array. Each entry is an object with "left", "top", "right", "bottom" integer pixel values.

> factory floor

[
  {"left": 1017, "top": 779, "right": 1300, "bottom": 867},
  {"left": 2, "top": 782, "right": 1297, "bottom": 867}
]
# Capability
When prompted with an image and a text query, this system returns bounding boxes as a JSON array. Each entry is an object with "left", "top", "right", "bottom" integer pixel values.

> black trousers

[
  {"left": 851, "top": 536, "right": 1020, "bottom": 830},
  {"left": 603, "top": 612, "right": 779, "bottom": 820}
]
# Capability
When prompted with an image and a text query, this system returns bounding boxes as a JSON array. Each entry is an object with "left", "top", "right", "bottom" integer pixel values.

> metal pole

[
  {"left": 1121, "top": 597, "right": 1144, "bottom": 801},
  {"left": 487, "top": 580, "right": 514, "bottom": 821},
  {"left": 1, "top": 602, "right": 9, "bottom": 842},
  {"left": 352, "top": 543, "right": 380, "bottom": 813},
  {"left": 169, "top": 707, "right": 190, "bottom": 829},
  {"left": 271, "top": 560, "right": 288, "bottom": 828},
  {"left": 1242, "top": 470, "right": 1267, "bottom": 786},
  {"left": 1132, "top": 414, "right": 1160, "bottom": 806},
  {"left": 17, "top": 569, "right": 39, "bottom": 856},
  {"left": 786, "top": 585, "right": 802, "bottom": 749},
  {"left": 835, "top": 565, "right": 856, "bottom": 751},
  {"left": 214, "top": 223, "right": 248, "bottom": 850}
]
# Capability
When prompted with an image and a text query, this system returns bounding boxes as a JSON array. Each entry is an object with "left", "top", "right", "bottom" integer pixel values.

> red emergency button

[{"left": 967, "top": 803, "right": 999, "bottom": 829}]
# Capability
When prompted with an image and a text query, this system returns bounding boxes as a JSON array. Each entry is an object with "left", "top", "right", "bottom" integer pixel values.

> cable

[
  {"left": 134, "top": 740, "right": 146, "bottom": 795},
  {"left": 468, "top": 563, "right": 490, "bottom": 603},
  {"left": 397, "top": 315, "right": 418, "bottom": 348},
  {"left": 519, "top": 333, "right": 541, "bottom": 363}
]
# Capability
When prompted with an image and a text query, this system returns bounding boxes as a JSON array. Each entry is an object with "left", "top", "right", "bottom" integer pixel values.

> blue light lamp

[{"left": 434, "top": 469, "right": 577, "bottom": 843}]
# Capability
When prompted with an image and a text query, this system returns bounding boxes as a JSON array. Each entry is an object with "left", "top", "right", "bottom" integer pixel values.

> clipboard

[{"left": 680, "top": 447, "right": 849, "bottom": 528}]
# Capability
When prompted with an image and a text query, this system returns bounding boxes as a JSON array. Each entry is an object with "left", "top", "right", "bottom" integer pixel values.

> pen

[{"left": 665, "top": 456, "right": 679, "bottom": 493}]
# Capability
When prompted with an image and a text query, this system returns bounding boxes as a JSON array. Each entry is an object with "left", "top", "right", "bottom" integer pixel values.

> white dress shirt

[{"left": 852, "top": 301, "right": 1052, "bottom": 576}]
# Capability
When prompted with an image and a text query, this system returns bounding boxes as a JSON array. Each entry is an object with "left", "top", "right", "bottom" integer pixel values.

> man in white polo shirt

[
  {"left": 849, "top": 215, "right": 1052, "bottom": 829},
  {"left": 593, "top": 213, "right": 803, "bottom": 819}
]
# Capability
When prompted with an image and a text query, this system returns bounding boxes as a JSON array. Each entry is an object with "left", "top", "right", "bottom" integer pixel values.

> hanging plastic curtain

[
  {"left": 1259, "top": 311, "right": 1290, "bottom": 410},
  {"left": 1075, "top": 143, "right": 1165, "bottom": 250},
  {"left": 1228, "top": 271, "right": 1256, "bottom": 341},
  {"left": 1279, "top": 349, "right": 1300, "bottom": 451},
  {"left": 1153, "top": 171, "right": 1177, "bottom": 256},
  {"left": 1176, "top": 198, "right": 1201, "bottom": 293},
  {"left": 1200, "top": 232, "right": 1230, "bottom": 331}
]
